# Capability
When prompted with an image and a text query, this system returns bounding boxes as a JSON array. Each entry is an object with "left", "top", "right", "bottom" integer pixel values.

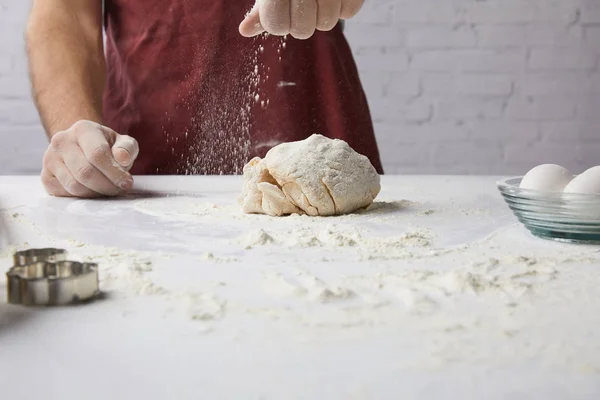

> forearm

[{"left": 26, "top": 0, "right": 105, "bottom": 139}]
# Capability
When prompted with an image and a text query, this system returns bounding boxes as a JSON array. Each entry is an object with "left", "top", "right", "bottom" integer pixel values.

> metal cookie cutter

[
  {"left": 7, "top": 248, "right": 99, "bottom": 306},
  {"left": 13, "top": 248, "right": 68, "bottom": 266}
]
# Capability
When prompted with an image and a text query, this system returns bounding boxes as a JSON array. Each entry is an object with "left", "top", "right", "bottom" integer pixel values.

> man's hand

[
  {"left": 41, "top": 120, "right": 139, "bottom": 198},
  {"left": 239, "top": 0, "right": 363, "bottom": 39}
]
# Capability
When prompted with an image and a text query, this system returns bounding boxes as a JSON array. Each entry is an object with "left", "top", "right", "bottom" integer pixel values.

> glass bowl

[{"left": 497, "top": 177, "right": 600, "bottom": 243}]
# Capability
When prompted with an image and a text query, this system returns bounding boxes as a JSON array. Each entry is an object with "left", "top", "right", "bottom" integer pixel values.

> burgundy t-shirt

[{"left": 103, "top": 0, "right": 383, "bottom": 175}]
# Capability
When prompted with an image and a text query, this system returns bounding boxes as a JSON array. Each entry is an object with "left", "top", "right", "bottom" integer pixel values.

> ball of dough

[
  {"left": 519, "top": 164, "right": 573, "bottom": 192},
  {"left": 238, "top": 134, "right": 381, "bottom": 217}
]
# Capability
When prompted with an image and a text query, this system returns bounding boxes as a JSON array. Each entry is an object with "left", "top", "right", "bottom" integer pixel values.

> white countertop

[{"left": 1, "top": 175, "right": 600, "bottom": 400}]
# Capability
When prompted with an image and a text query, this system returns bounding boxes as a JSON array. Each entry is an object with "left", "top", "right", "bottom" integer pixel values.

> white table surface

[{"left": 1, "top": 175, "right": 600, "bottom": 400}]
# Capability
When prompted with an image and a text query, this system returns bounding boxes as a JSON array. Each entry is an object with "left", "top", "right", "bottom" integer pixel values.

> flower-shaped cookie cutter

[{"left": 7, "top": 248, "right": 99, "bottom": 306}]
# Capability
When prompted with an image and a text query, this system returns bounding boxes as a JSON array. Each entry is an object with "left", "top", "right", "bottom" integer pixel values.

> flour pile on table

[
  {"left": 238, "top": 224, "right": 435, "bottom": 257},
  {"left": 239, "top": 134, "right": 381, "bottom": 216}
]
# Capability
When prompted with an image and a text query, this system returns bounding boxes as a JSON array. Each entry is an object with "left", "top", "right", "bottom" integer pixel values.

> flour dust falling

[{"left": 172, "top": 33, "right": 287, "bottom": 175}]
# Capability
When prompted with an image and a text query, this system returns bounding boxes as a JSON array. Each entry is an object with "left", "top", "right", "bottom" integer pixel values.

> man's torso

[{"left": 103, "top": 0, "right": 383, "bottom": 174}]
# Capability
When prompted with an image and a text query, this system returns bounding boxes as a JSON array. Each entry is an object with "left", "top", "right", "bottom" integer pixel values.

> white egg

[
  {"left": 563, "top": 166, "right": 600, "bottom": 194},
  {"left": 519, "top": 164, "right": 574, "bottom": 192}
]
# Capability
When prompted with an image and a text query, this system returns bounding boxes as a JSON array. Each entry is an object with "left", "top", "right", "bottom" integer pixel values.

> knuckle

[
  {"left": 121, "top": 134, "right": 138, "bottom": 147},
  {"left": 89, "top": 145, "right": 110, "bottom": 165},
  {"left": 71, "top": 120, "right": 98, "bottom": 139},
  {"left": 71, "top": 121, "right": 85, "bottom": 135},
  {"left": 119, "top": 137, "right": 138, "bottom": 154},
  {"left": 48, "top": 141, "right": 61, "bottom": 155},
  {"left": 76, "top": 164, "right": 96, "bottom": 183},
  {"left": 71, "top": 120, "right": 84, "bottom": 130},
  {"left": 50, "top": 132, "right": 67, "bottom": 149},
  {"left": 65, "top": 179, "right": 85, "bottom": 195},
  {"left": 71, "top": 119, "right": 92, "bottom": 131},
  {"left": 113, "top": 148, "right": 132, "bottom": 165}
]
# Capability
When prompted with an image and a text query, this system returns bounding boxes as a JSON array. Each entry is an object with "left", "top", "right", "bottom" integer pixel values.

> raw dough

[{"left": 238, "top": 134, "right": 381, "bottom": 216}]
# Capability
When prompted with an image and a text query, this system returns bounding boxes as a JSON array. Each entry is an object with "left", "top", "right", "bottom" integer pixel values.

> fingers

[
  {"left": 239, "top": 4, "right": 265, "bottom": 37},
  {"left": 46, "top": 161, "right": 101, "bottom": 198},
  {"left": 61, "top": 145, "right": 122, "bottom": 196},
  {"left": 40, "top": 120, "right": 138, "bottom": 198},
  {"left": 290, "top": 0, "right": 317, "bottom": 39},
  {"left": 317, "top": 0, "right": 341, "bottom": 31},
  {"left": 259, "top": 0, "right": 291, "bottom": 36},
  {"left": 41, "top": 170, "right": 70, "bottom": 197},
  {"left": 43, "top": 132, "right": 94, "bottom": 197},
  {"left": 112, "top": 134, "right": 139, "bottom": 171},
  {"left": 240, "top": 0, "right": 353, "bottom": 38},
  {"left": 340, "top": 0, "right": 363, "bottom": 19},
  {"left": 75, "top": 126, "right": 134, "bottom": 191}
]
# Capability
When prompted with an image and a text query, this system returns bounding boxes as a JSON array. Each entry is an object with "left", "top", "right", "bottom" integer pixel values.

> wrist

[{"left": 46, "top": 112, "right": 105, "bottom": 139}]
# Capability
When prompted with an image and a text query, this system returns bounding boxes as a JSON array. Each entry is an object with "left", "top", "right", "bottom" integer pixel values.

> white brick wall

[
  {"left": 347, "top": 0, "right": 600, "bottom": 174},
  {"left": 0, "top": 0, "right": 46, "bottom": 175},
  {"left": 1, "top": 0, "right": 599, "bottom": 175}
]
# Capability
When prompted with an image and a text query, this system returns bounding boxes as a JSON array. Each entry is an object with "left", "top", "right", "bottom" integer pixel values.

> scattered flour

[
  {"left": 263, "top": 273, "right": 308, "bottom": 297},
  {"left": 299, "top": 273, "right": 356, "bottom": 303},
  {"left": 263, "top": 272, "right": 355, "bottom": 303},
  {"left": 80, "top": 247, "right": 168, "bottom": 296},
  {"left": 5, "top": 193, "right": 600, "bottom": 374},
  {"left": 133, "top": 198, "right": 415, "bottom": 224},
  {"left": 202, "top": 252, "right": 239, "bottom": 263},
  {"left": 417, "top": 209, "right": 436, "bottom": 216},
  {"left": 240, "top": 229, "right": 275, "bottom": 249},
  {"left": 311, "top": 286, "right": 356, "bottom": 303},
  {"left": 190, "top": 202, "right": 227, "bottom": 216},
  {"left": 396, "top": 288, "right": 440, "bottom": 315},
  {"left": 361, "top": 200, "right": 417, "bottom": 214},
  {"left": 236, "top": 224, "right": 434, "bottom": 260},
  {"left": 0, "top": 236, "right": 233, "bottom": 323},
  {"left": 67, "top": 238, "right": 88, "bottom": 248},
  {"left": 179, "top": 292, "right": 226, "bottom": 321}
]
